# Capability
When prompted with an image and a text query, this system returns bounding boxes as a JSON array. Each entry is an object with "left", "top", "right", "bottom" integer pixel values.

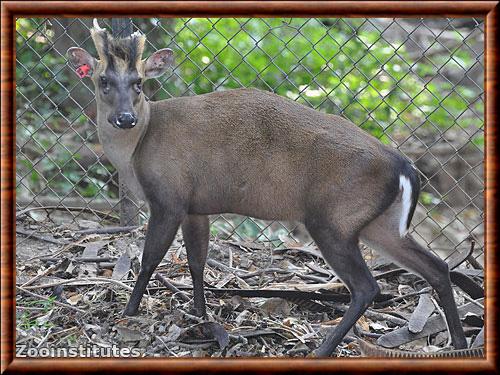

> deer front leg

[
  {"left": 182, "top": 215, "right": 209, "bottom": 317},
  {"left": 123, "top": 207, "right": 183, "bottom": 316}
]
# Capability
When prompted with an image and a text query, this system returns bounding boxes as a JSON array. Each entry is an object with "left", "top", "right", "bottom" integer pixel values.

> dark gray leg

[
  {"left": 430, "top": 266, "right": 468, "bottom": 349},
  {"left": 307, "top": 224, "right": 380, "bottom": 357},
  {"left": 182, "top": 215, "right": 209, "bottom": 317},
  {"left": 123, "top": 208, "right": 183, "bottom": 316},
  {"left": 361, "top": 216, "right": 467, "bottom": 350},
  {"left": 400, "top": 236, "right": 467, "bottom": 349},
  {"left": 391, "top": 236, "right": 467, "bottom": 349}
]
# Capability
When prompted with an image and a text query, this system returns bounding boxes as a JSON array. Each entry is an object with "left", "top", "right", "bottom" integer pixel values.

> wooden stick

[
  {"left": 154, "top": 273, "right": 191, "bottom": 302},
  {"left": 20, "top": 277, "right": 134, "bottom": 292},
  {"left": 21, "top": 260, "right": 65, "bottom": 288},
  {"left": 16, "top": 228, "right": 68, "bottom": 246},
  {"left": 74, "top": 225, "right": 140, "bottom": 236},
  {"left": 375, "top": 287, "right": 432, "bottom": 308},
  {"left": 16, "top": 203, "right": 118, "bottom": 221}
]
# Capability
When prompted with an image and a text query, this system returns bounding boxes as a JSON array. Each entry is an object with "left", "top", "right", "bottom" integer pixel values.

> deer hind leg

[
  {"left": 306, "top": 223, "right": 380, "bottom": 357},
  {"left": 360, "top": 203, "right": 467, "bottom": 349}
]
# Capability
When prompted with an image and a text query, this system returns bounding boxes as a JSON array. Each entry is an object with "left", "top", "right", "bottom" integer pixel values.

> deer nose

[{"left": 115, "top": 112, "right": 137, "bottom": 128}]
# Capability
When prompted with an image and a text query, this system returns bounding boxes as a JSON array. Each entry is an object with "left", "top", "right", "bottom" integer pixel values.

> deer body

[
  {"left": 129, "top": 88, "right": 400, "bottom": 223},
  {"left": 67, "top": 20, "right": 467, "bottom": 357}
]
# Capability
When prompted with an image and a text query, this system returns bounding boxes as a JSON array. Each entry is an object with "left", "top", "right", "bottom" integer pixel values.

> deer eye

[
  {"left": 133, "top": 79, "right": 142, "bottom": 94},
  {"left": 100, "top": 76, "right": 109, "bottom": 94}
]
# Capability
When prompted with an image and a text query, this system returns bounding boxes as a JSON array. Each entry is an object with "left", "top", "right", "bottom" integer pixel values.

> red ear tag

[{"left": 76, "top": 64, "right": 91, "bottom": 78}]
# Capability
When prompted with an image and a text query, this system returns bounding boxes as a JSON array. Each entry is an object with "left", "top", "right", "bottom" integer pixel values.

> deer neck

[{"left": 96, "top": 97, "right": 150, "bottom": 172}]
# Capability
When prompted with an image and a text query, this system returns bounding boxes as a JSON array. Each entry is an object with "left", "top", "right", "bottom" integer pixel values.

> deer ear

[
  {"left": 144, "top": 48, "right": 174, "bottom": 79},
  {"left": 67, "top": 47, "right": 96, "bottom": 78}
]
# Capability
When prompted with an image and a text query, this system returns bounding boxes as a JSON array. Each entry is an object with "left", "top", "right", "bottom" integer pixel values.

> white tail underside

[{"left": 399, "top": 175, "right": 412, "bottom": 237}]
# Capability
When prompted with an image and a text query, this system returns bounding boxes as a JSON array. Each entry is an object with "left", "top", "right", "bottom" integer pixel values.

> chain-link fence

[{"left": 16, "top": 17, "right": 484, "bottom": 265}]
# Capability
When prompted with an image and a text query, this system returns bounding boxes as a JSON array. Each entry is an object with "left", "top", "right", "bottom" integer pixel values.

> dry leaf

[
  {"left": 357, "top": 316, "right": 370, "bottom": 332},
  {"left": 68, "top": 293, "right": 83, "bottom": 305}
]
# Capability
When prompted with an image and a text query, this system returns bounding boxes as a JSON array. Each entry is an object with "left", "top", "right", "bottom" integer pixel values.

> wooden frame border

[{"left": 1, "top": 1, "right": 498, "bottom": 373}]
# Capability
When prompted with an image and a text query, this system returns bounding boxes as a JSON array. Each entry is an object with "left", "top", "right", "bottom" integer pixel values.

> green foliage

[{"left": 420, "top": 191, "right": 438, "bottom": 206}]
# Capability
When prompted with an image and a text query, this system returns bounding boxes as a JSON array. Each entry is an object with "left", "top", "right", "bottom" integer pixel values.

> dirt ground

[{"left": 15, "top": 209, "right": 484, "bottom": 358}]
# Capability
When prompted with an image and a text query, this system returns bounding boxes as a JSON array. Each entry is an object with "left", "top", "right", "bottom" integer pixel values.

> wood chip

[
  {"left": 408, "top": 293, "right": 435, "bottom": 333},
  {"left": 112, "top": 253, "right": 131, "bottom": 280},
  {"left": 80, "top": 241, "right": 107, "bottom": 277}
]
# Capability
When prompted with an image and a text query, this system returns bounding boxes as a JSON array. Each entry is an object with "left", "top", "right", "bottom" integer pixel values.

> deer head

[{"left": 67, "top": 19, "right": 174, "bottom": 129}]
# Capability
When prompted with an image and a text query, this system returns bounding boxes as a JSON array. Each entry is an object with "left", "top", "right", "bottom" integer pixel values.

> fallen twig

[
  {"left": 448, "top": 242, "right": 475, "bottom": 270},
  {"left": 16, "top": 205, "right": 118, "bottom": 221},
  {"left": 154, "top": 273, "right": 191, "bottom": 302},
  {"left": 238, "top": 268, "right": 291, "bottom": 279},
  {"left": 74, "top": 225, "right": 140, "bottom": 236},
  {"left": 375, "top": 287, "right": 432, "bottom": 308},
  {"left": 206, "top": 258, "right": 248, "bottom": 275},
  {"left": 295, "top": 273, "right": 331, "bottom": 284},
  {"left": 354, "top": 325, "right": 382, "bottom": 339},
  {"left": 460, "top": 293, "right": 484, "bottom": 309},
  {"left": 374, "top": 268, "right": 407, "bottom": 280},
  {"left": 20, "top": 277, "right": 134, "bottom": 292},
  {"left": 27, "top": 235, "right": 89, "bottom": 261},
  {"left": 21, "top": 258, "right": 68, "bottom": 288},
  {"left": 431, "top": 295, "right": 452, "bottom": 347},
  {"left": 16, "top": 228, "right": 68, "bottom": 246},
  {"left": 335, "top": 306, "right": 407, "bottom": 327}
]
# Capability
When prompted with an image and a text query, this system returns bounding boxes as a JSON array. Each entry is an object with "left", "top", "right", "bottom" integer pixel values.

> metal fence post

[{"left": 112, "top": 18, "right": 139, "bottom": 226}]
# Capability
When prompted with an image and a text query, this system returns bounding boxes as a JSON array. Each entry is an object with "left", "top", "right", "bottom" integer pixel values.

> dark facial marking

[
  {"left": 102, "top": 35, "right": 140, "bottom": 73},
  {"left": 101, "top": 32, "right": 115, "bottom": 71},
  {"left": 128, "top": 36, "right": 138, "bottom": 70}
]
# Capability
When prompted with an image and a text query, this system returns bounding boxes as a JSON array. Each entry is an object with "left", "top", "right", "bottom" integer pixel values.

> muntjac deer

[{"left": 67, "top": 20, "right": 467, "bottom": 356}]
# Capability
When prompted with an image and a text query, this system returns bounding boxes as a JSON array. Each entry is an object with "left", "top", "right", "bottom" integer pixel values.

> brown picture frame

[{"left": 1, "top": 1, "right": 498, "bottom": 373}]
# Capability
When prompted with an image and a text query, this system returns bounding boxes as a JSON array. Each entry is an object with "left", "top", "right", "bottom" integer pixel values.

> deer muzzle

[{"left": 109, "top": 112, "right": 137, "bottom": 129}]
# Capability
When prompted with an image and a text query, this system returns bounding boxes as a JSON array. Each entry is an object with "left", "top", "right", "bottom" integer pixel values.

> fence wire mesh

[{"left": 16, "top": 17, "right": 484, "bottom": 264}]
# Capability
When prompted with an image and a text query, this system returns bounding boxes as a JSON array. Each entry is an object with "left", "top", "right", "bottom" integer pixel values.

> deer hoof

[
  {"left": 122, "top": 306, "right": 139, "bottom": 317},
  {"left": 310, "top": 345, "right": 333, "bottom": 358},
  {"left": 189, "top": 307, "right": 206, "bottom": 318}
]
